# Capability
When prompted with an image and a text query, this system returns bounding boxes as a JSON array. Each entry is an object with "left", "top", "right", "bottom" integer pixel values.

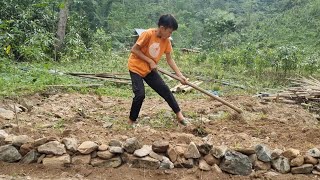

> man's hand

[
  {"left": 149, "top": 61, "right": 157, "bottom": 70},
  {"left": 179, "top": 75, "right": 187, "bottom": 85}
]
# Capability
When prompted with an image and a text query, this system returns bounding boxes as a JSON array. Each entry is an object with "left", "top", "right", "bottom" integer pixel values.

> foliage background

[{"left": 0, "top": 0, "right": 319, "bottom": 97}]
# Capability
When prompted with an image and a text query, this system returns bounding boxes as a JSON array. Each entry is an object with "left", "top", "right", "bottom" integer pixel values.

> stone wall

[{"left": 1, "top": 129, "right": 320, "bottom": 176}]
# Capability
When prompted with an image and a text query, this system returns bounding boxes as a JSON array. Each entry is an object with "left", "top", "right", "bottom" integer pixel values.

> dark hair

[{"left": 157, "top": 14, "right": 178, "bottom": 30}]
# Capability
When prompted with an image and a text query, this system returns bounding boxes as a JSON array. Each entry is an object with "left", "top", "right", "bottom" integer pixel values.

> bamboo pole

[{"left": 157, "top": 68, "right": 243, "bottom": 114}]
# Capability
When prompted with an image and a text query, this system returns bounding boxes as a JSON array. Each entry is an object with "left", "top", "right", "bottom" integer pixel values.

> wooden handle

[{"left": 158, "top": 68, "right": 243, "bottom": 114}]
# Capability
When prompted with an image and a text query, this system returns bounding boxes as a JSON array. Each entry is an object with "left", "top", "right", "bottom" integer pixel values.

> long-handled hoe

[{"left": 158, "top": 68, "right": 243, "bottom": 114}]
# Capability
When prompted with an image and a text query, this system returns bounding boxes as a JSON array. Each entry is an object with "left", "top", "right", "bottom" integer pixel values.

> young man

[{"left": 127, "top": 14, "right": 188, "bottom": 126}]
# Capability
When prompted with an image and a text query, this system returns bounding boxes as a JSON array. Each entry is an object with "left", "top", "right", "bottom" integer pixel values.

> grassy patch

[{"left": 1, "top": 49, "right": 319, "bottom": 100}]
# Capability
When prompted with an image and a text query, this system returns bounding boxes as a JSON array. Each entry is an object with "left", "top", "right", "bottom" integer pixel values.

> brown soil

[{"left": 1, "top": 92, "right": 320, "bottom": 180}]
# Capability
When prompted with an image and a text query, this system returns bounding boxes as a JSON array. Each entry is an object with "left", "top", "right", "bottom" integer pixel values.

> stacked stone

[{"left": 1, "top": 129, "right": 320, "bottom": 176}]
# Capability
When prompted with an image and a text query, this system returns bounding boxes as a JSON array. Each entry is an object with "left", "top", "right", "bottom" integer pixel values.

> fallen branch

[
  {"left": 46, "top": 84, "right": 104, "bottom": 88},
  {"left": 67, "top": 72, "right": 130, "bottom": 80},
  {"left": 76, "top": 75, "right": 131, "bottom": 84}
]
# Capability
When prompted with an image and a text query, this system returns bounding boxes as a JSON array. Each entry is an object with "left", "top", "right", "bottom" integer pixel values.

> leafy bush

[
  {"left": 302, "top": 53, "right": 320, "bottom": 74},
  {"left": 275, "top": 46, "right": 302, "bottom": 74}
]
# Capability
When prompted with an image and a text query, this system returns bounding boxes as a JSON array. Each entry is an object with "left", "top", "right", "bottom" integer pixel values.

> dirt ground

[{"left": 1, "top": 92, "right": 320, "bottom": 180}]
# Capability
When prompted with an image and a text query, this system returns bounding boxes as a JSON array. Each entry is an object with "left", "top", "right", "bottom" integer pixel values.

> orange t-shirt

[{"left": 128, "top": 28, "right": 172, "bottom": 77}]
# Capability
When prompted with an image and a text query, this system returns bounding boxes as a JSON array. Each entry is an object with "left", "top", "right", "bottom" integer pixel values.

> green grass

[
  {"left": 0, "top": 49, "right": 319, "bottom": 99},
  {"left": 0, "top": 53, "right": 132, "bottom": 98}
]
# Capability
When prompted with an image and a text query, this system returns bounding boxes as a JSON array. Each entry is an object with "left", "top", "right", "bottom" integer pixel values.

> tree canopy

[{"left": 0, "top": 0, "right": 319, "bottom": 61}]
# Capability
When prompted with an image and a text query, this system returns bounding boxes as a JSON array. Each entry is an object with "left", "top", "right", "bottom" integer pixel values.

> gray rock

[
  {"left": 33, "top": 137, "right": 48, "bottom": 147},
  {"left": 220, "top": 150, "right": 252, "bottom": 176},
  {"left": 20, "top": 150, "right": 39, "bottom": 164},
  {"left": 37, "top": 141, "right": 66, "bottom": 155},
  {"left": 108, "top": 139, "right": 122, "bottom": 147},
  {"left": 212, "top": 164, "right": 223, "bottom": 173},
  {"left": 78, "top": 141, "right": 98, "bottom": 154},
  {"left": 315, "top": 164, "right": 320, "bottom": 171},
  {"left": 91, "top": 156, "right": 122, "bottom": 168},
  {"left": 121, "top": 152, "right": 135, "bottom": 164},
  {"left": 291, "top": 164, "right": 313, "bottom": 174},
  {"left": 152, "top": 141, "right": 169, "bottom": 153},
  {"left": 4, "top": 135, "right": 15, "bottom": 144},
  {"left": 304, "top": 155, "right": 318, "bottom": 165},
  {"left": 197, "top": 143, "right": 213, "bottom": 155},
  {"left": 211, "top": 145, "right": 228, "bottom": 159},
  {"left": 42, "top": 154, "right": 71, "bottom": 167},
  {"left": 130, "top": 156, "right": 160, "bottom": 169},
  {"left": 307, "top": 148, "right": 320, "bottom": 158},
  {"left": 12, "top": 135, "right": 34, "bottom": 147},
  {"left": 290, "top": 155, "right": 304, "bottom": 167},
  {"left": 134, "top": 145, "right": 152, "bottom": 157},
  {"left": 0, "top": 108, "right": 14, "bottom": 120},
  {"left": 203, "top": 154, "right": 220, "bottom": 166},
  {"left": 62, "top": 138, "right": 78, "bottom": 152},
  {"left": 0, "top": 145, "right": 22, "bottom": 162},
  {"left": 199, "top": 159, "right": 211, "bottom": 171},
  {"left": 72, "top": 155, "right": 91, "bottom": 165},
  {"left": 254, "top": 160, "right": 271, "bottom": 170},
  {"left": 149, "top": 151, "right": 164, "bottom": 161},
  {"left": 109, "top": 146, "right": 124, "bottom": 154},
  {"left": 249, "top": 154, "right": 257, "bottom": 165},
  {"left": 159, "top": 156, "right": 174, "bottom": 169},
  {"left": 97, "top": 150, "right": 114, "bottom": 160},
  {"left": 37, "top": 154, "right": 46, "bottom": 164},
  {"left": 271, "top": 149, "right": 283, "bottom": 160},
  {"left": 184, "top": 142, "right": 201, "bottom": 159},
  {"left": 271, "top": 157, "right": 290, "bottom": 173},
  {"left": 123, "top": 137, "right": 142, "bottom": 154},
  {"left": 233, "top": 147, "right": 255, "bottom": 156},
  {"left": 174, "top": 157, "right": 194, "bottom": 169},
  {"left": 255, "top": 144, "right": 272, "bottom": 162},
  {"left": 98, "top": 144, "right": 109, "bottom": 151},
  {"left": 0, "top": 130, "right": 8, "bottom": 140},
  {"left": 281, "top": 148, "right": 300, "bottom": 160}
]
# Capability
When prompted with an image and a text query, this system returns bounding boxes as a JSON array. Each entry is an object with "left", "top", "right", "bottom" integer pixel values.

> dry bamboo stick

[
  {"left": 77, "top": 75, "right": 130, "bottom": 84},
  {"left": 47, "top": 84, "right": 104, "bottom": 88},
  {"left": 181, "top": 81, "right": 203, "bottom": 92}
]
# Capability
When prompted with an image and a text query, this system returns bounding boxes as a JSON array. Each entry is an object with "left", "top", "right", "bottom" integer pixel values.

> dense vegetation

[{"left": 0, "top": 0, "right": 319, "bottom": 97}]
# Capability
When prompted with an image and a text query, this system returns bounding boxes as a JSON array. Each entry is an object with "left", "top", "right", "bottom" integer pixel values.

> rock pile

[{"left": 1, "top": 129, "right": 320, "bottom": 176}]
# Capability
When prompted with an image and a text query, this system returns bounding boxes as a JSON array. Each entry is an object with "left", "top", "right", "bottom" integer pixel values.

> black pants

[{"left": 129, "top": 70, "right": 181, "bottom": 121}]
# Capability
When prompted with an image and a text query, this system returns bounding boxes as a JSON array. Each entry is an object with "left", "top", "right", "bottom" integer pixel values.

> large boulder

[
  {"left": 220, "top": 150, "right": 252, "bottom": 176},
  {"left": 0, "top": 145, "right": 22, "bottom": 162}
]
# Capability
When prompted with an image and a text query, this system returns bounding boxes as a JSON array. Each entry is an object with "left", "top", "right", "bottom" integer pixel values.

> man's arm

[
  {"left": 165, "top": 53, "right": 187, "bottom": 84},
  {"left": 131, "top": 44, "right": 157, "bottom": 70}
]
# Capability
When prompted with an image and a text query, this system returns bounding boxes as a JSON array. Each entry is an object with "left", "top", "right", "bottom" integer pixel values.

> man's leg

[
  {"left": 144, "top": 70, "right": 182, "bottom": 116},
  {"left": 129, "top": 71, "right": 145, "bottom": 122}
]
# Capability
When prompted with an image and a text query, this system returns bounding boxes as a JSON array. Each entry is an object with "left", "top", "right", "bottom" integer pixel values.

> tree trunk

[{"left": 54, "top": 0, "right": 69, "bottom": 61}]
